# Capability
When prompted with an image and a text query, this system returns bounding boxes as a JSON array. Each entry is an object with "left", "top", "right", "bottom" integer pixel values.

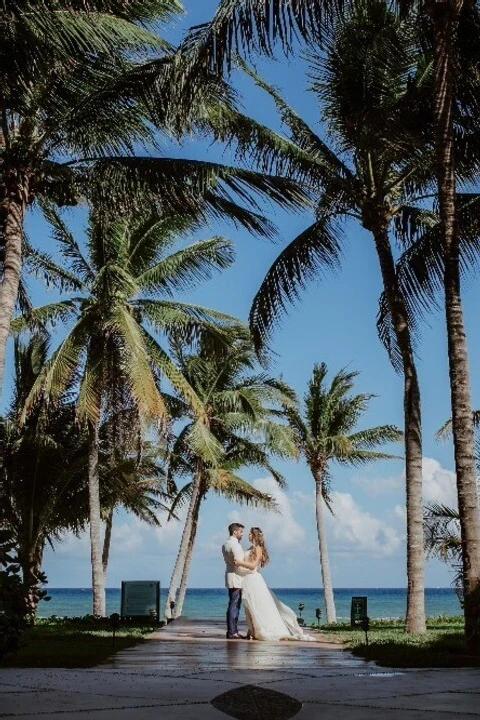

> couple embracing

[{"left": 222, "top": 522, "right": 315, "bottom": 642}]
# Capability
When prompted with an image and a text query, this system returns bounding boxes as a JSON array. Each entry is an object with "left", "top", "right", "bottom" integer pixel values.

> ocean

[{"left": 37, "top": 587, "right": 462, "bottom": 623}]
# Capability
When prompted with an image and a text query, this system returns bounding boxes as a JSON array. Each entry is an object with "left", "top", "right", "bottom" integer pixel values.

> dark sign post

[
  {"left": 350, "top": 596, "right": 368, "bottom": 628},
  {"left": 297, "top": 602, "right": 305, "bottom": 626},
  {"left": 121, "top": 581, "right": 160, "bottom": 620},
  {"left": 110, "top": 612, "right": 120, "bottom": 651}
]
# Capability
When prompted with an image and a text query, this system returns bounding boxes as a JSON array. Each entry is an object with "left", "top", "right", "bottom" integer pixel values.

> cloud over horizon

[{"left": 43, "top": 457, "right": 458, "bottom": 588}]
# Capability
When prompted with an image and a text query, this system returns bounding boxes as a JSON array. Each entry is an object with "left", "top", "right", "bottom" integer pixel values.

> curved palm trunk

[
  {"left": 165, "top": 462, "right": 203, "bottom": 621},
  {"left": 373, "top": 226, "right": 426, "bottom": 634},
  {"left": 0, "top": 183, "right": 28, "bottom": 390},
  {"left": 313, "top": 469, "right": 336, "bottom": 624},
  {"left": 175, "top": 482, "right": 204, "bottom": 618},
  {"left": 102, "top": 508, "right": 114, "bottom": 577},
  {"left": 88, "top": 419, "right": 105, "bottom": 617},
  {"left": 430, "top": 2, "right": 480, "bottom": 650}
]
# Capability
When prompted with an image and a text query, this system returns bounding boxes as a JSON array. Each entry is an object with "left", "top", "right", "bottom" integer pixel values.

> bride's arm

[{"left": 234, "top": 546, "right": 262, "bottom": 570}]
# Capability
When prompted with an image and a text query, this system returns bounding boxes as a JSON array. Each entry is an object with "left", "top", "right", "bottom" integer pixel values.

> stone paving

[{"left": 1, "top": 618, "right": 480, "bottom": 719}]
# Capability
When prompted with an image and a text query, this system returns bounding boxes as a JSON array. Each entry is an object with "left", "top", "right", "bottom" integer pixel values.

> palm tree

[
  {"left": 182, "top": 0, "right": 480, "bottom": 650},
  {"left": 99, "top": 436, "right": 170, "bottom": 578},
  {"left": 0, "top": 335, "right": 89, "bottom": 613},
  {"left": 285, "top": 363, "right": 402, "bottom": 623},
  {"left": 164, "top": 334, "right": 296, "bottom": 619},
  {"left": 13, "top": 209, "right": 240, "bottom": 616},
  {"left": 425, "top": 3, "right": 480, "bottom": 649},
  {"left": 0, "top": 0, "right": 309, "bottom": 391},
  {"left": 205, "top": 1, "right": 432, "bottom": 632}
]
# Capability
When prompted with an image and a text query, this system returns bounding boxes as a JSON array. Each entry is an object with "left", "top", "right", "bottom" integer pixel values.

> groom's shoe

[{"left": 226, "top": 633, "right": 241, "bottom": 639}]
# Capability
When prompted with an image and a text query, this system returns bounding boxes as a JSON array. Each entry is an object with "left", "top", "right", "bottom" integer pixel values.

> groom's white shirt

[{"left": 222, "top": 536, "right": 247, "bottom": 589}]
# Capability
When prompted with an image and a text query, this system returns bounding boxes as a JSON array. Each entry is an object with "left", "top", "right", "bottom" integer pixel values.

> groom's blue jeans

[{"left": 226, "top": 587, "right": 242, "bottom": 637}]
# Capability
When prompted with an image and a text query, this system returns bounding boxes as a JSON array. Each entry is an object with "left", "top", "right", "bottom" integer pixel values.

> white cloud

[
  {"left": 53, "top": 506, "right": 187, "bottom": 562},
  {"left": 393, "top": 504, "right": 407, "bottom": 524},
  {"left": 352, "top": 457, "right": 458, "bottom": 509},
  {"left": 327, "top": 491, "right": 402, "bottom": 558},
  {"left": 422, "top": 457, "right": 457, "bottom": 509},
  {"left": 352, "top": 473, "right": 403, "bottom": 496},
  {"left": 290, "top": 490, "right": 313, "bottom": 506},
  {"left": 225, "top": 477, "right": 308, "bottom": 552}
]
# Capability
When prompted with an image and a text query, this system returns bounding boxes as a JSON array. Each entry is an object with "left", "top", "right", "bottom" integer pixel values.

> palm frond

[
  {"left": 135, "top": 237, "right": 235, "bottom": 294},
  {"left": 249, "top": 217, "right": 343, "bottom": 350},
  {"left": 186, "top": 419, "right": 224, "bottom": 467},
  {"left": 10, "top": 300, "right": 80, "bottom": 334},
  {"left": 206, "top": 468, "right": 278, "bottom": 511},
  {"left": 110, "top": 307, "right": 168, "bottom": 422},
  {"left": 86, "top": 157, "right": 309, "bottom": 228},
  {"left": 348, "top": 425, "right": 403, "bottom": 449},
  {"left": 40, "top": 204, "right": 95, "bottom": 284},
  {"left": 21, "top": 319, "right": 88, "bottom": 422},
  {"left": 180, "top": 0, "right": 327, "bottom": 77}
]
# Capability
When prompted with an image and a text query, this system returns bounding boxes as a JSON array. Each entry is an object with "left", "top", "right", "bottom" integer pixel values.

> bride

[{"left": 234, "top": 527, "right": 315, "bottom": 642}]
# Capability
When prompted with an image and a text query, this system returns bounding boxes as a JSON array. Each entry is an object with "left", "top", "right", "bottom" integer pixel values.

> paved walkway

[{"left": 2, "top": 618, "right": 480, "bottom": 719}]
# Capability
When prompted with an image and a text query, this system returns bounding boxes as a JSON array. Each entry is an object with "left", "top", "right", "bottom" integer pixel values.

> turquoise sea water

[{"left": 38, "top": 588, "right": 462, "bottom": 623}]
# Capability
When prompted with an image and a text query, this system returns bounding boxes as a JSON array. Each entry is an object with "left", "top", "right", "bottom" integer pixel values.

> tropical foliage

[
  {"left": 424, "top": 502, "right": 462, "bottom": 597},
  {"left": 1, "top": 0, "right": 480, "bottom": 654},
  {"left": 164, "top": 333, "right": 297, "bottom": 618},
  {"left": 177, "top": 0, "right": 480, "bottom": 649},
  {"left": 13, "top": 208, "right": 241, "bottom": 615}
]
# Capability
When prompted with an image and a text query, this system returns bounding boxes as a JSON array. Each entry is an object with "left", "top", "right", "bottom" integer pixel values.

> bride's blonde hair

[{"left": 250, "top": 527, "right": 270, "bottom": 567}]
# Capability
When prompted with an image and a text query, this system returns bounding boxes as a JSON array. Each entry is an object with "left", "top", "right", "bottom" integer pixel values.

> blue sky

[{"left": 27, "top": 0, "right": 480, "bottom": 590}]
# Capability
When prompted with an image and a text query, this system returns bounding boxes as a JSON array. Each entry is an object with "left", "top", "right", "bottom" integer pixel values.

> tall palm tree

[
  {"left": 206, "top": 1, "right": 433, "bottom": 632},
  {"left": 182, "top": 0, "right": 480, "bottom": 649},
  {"left": 164, "top": 334, "right": 296, "bottom": 619},
  {"left": 426, "top": 4, "right": 480, "bottom": 648},
  {"left": 13, "top": 209, "right": 239, "bottom": 616},
  {"left": 285, "top": 363, "right": 402, "bottom": 623}
]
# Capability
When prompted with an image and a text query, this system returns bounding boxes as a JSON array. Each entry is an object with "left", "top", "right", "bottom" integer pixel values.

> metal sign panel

[
  {"left": 350, "top": 596, "right": 367, "bottom": 627},
  {"left": 121, "top": 581, "right": 160, "bottom": 618}
]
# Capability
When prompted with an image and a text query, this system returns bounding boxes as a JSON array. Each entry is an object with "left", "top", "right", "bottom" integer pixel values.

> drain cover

[{"left": 211, "top": 684, "right": 302, "bottom": 720}]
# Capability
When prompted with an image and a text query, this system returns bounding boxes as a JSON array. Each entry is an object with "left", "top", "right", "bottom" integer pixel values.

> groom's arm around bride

[{"left": 222, "top": 522, "right": 245, "bottom": 639}]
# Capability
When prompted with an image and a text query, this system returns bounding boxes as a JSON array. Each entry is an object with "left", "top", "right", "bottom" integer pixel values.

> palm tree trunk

[
  {"left": 373, "top": 225, "right": 426, "bottom": 634},
  {"left": 102, "top": 508, "right": 114, "bottom": 577},
  {"left": 430, "top": 1, "right": 480, "bottom": 650},
  {"left": 165, "top": 462, "right": 203, "bottom": 621},
  {"left": 175, "top": 479, "right": 204, "bottom": 617},
  {"left": 313, "top": 468, "right": 336, "bottom": 624},
  {"left": 0, "top": 182, "right": 28, "bottom": 389},
  {"left": 88, "top": 418, "right": 105, "bottom": 617},
  {"left": 20, "top": 540, "right": 44, "bottom": 621}
]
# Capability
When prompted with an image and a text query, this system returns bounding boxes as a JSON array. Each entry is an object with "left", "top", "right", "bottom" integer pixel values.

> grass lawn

[
  {"left": 319, "top": 616, "right": 480, "bottom": 668},
  {"left": 1, "top": 617, "right": 156, "bottom": 668}
]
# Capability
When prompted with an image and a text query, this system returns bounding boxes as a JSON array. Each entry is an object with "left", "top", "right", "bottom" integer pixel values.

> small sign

[
  {"left": 121, "top": 581, "right": 160, "bottom": 618},
  {"left": 350, "top": 596, "right": 367, "bottom": 627}
]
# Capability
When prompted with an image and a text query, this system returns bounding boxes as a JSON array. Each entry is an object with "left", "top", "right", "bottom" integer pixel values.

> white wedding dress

[{"left": 241, "top": 559, "right": 316, "bottom": 642}]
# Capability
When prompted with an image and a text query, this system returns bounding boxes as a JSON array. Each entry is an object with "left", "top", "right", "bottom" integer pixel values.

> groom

[{"left": 222, "top": 522, "right": 246, "bottom": 639}]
